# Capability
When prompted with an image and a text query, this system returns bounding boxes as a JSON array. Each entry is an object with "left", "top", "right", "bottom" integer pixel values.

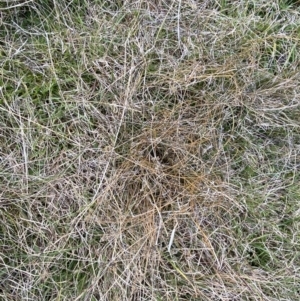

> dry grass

[{"left": 0, "top": 0, "right": 300, "bottom": 300}]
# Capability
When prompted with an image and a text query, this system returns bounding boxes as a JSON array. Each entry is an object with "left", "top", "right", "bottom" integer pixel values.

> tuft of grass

[{"left": 1, "top": 0, "right": 300, "bottom": 300}]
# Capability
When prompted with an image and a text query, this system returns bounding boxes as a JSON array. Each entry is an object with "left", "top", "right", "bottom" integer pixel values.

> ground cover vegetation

[{"left": 0, "top": 0, "right": 300, "bottom": 300}]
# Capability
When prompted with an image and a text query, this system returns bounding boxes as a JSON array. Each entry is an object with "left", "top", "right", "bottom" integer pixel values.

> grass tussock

[{"left": 0, "top": 0, "right": 300, "bottom": 300}]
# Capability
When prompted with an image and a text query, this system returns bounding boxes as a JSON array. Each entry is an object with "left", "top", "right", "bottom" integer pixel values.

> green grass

[{"left": 1, "top": 0, "right": 300, "bottom": 300}]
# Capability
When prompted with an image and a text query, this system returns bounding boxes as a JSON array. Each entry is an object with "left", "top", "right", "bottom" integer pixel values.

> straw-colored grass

[{"left": 1, "top": 1, "right": 300, "bottom": 300}]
